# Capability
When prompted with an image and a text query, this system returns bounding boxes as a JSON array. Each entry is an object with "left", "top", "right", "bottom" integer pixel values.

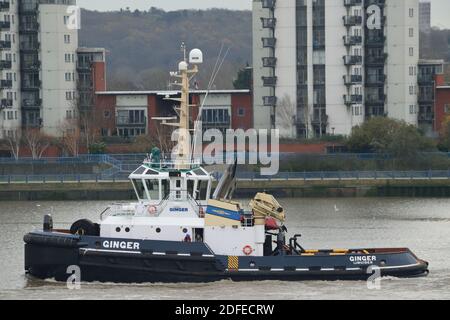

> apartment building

[
  {"left": 419, "top": 0, "right": 431, "bottom": 34},
  {"left": 0, "top": 0, "right": 78, "bottom": 139},
  {"left": 253, "top": 0, "right": 420, "bottom": 138}
]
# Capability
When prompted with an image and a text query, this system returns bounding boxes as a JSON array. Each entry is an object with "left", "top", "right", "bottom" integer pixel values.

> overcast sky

[{"left": 77, "top": 0, "right": 450, "bottom": 28}]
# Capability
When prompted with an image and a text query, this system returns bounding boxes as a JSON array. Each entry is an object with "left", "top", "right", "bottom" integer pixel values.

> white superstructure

[{"left": 253, "top": 0, "right": 420, "bottom": 138}]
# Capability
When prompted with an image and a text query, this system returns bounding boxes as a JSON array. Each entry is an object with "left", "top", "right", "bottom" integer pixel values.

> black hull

[{"left": 24, "top": 232, "right": 429, "bottom": 284}]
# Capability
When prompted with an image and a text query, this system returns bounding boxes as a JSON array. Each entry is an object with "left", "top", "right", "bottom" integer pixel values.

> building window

[
  {"left": 64, "top": 35, "right": 71, "bottom": 43},
  {"left": 409, "top": 8, "right": 414, "bottom": 18},
  {"left": 237, "top": 108, "right": 245, "bottom": 117},
  {"left": 409, "top": 28, "right": 414, "bottom": 37},
  {"left": 409, "top": 105, "right": 417, "bottom": 114},
  {"left": 65, "top": 73, "right": 71, "bottom": 81},
  {"left": 409, "top": 47, "right": 414, "bottom": 57},
  {"left": 445, "top": 104, "right": 450, "bottom": 114},
  {"left": 66, "top": 91, "right": 72, "bottom": 100},
  {"left": 104, "top": 111, "right": 111, "bottom": 118}
]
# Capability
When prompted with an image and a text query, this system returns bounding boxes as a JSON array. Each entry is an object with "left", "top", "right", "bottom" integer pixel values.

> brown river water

[{"left": 0, "top": 198, "right": 449, "bottom": 300}]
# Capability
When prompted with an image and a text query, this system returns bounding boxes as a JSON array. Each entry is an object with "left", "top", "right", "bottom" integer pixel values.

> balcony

[
  {"left": 365, "top": 36, "right": 386, "bottom": 47},
  {"left": 418, "top": 74, "right": 435, "bottom": 85},
  {"left": 20, "top": 42, "right": 40, "bottom": 51},
  {"left": 418, "top": 94, "right": 434, "bottom": 104},
  {"left": 261, "top": 18, "right": 276, "bottom": 29},
  {"left": 0, "top": 60, "right": 12, "bottom": 69},
  {"left": 21, "top": 61, "right": 41, "bottom": 71},
  {"left": 0, "top": 1, "right": 10, "bottom": 11},
  {"left": 343, "top": 15, "right": 362, "bottom": 27},
  {"left": 344, "top": 0, "right": 362, "bottom": 6},
  {"left": 262, "top": 57, "right": 277, "bottom": 68},
  {"left": 343, "top": 55, "right": 363, "bottom": 65},
  {"left": 19, "top": 3, "right": 39, "bottom": 14},
  {"left": 19, "top": 22, "right": 40, "bottom": 33},
  {"left": 262, "top": 76, "right": 277, "bottom": 87},
  {"left": 0, "top": 40, "right": 11, "bottom": 50},
  {"left": 263, "top": 96, "right": 277, "bottom": 106},
  {"left": 0, "top": 98, "right": 12, "bottom": 108},
  {"left": 0, "top": 79, "right": 12, "bottom": 88},
  {"left": 365, "top": 74, "right": 386, "bottom": 86},
  {"left": 344, "top": 94, "right": 363, "bottom": 105},
  {"left": 343, "top": 35, "right": 362, "bottom": 46},
  {"left": 262, "top": 37, "right": 276, "bottom": 48},
  {"left": 116, "top": 116, "right": 147, "bottom": 127},
  {"left": 366, "top": 53, "right": 388, "bottom": 65},
  {"left": 22, "top": 98, "right": 42, "bottom": 109},
  {"left": 0, "top": 21, "right": 10, "bottom": 30},
  {"left": 365, "top": 0, "right": 385, "bottom": 7},
  {"left": 343, "top": 74, "right": 363, "bottom": 85},
  {"left": 365, "top": 95, "right": 386, "bottom": 106},
  {"left": 262, "top": 0, "right": 276, "bottom": 9},
  {"left": 21, "top": 80, "right": 42, "bottom": 91}
]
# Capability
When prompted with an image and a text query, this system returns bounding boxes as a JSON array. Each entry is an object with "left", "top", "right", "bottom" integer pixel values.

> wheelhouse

[{"left": 129, "top": 163, "right": 212, "bottom": 203}]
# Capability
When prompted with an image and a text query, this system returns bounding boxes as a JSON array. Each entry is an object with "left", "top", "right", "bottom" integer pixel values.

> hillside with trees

[{"left": 79, "top": 8, "right": 252, "bottom": 90}]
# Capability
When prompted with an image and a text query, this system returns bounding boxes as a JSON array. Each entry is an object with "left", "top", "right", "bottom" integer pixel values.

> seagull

[{"left": 334, "top": 205, "right": 340, "bottom": 212}]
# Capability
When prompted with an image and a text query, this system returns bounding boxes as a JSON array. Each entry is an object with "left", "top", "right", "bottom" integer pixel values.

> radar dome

[
  {"left": 178, "top": 61, "right": 188, "bottom": 71},
  {"left": 189, "top": 49, "right": 203, "bottom": 64}
]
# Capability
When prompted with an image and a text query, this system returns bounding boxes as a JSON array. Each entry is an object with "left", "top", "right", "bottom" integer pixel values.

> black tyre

[{"left": 70, "top": 219, "right": 99, "bottom": 236}]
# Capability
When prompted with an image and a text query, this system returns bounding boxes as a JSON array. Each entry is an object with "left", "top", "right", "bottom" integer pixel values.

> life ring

[
  {"left": 243, "top": 245, "right": 253, "bottom": 256},
  {"left": 148, "top": 206, "right": 157, "bottom": 215}
]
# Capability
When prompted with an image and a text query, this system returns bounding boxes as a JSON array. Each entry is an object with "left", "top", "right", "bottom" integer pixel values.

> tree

[
  {"left": 23, "top": 128, "right": 51, "bottom": 159},
  {"left": 346, "top": 117, "right": 435, "bottom": 156},
  {"left": 232, "top": 65, "right": 252, "bottom": 90},
  {"left": 438, "top": 116, "right": 450, "bottom": 151},
  {"left": 60, "top": 119, "right": 81, "bottom": 157},
  {"left": 4, "top": 129, "right": 22, "bottom": 160}
]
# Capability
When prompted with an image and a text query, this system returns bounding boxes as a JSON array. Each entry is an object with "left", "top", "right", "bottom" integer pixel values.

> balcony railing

[
  {"left": 0, "top": 40, "right": 11, "bottom": 50},
  {"left": 22, "top": 98, "right": 42, "bottom": 108},
  {"left": 19, "top": 22, "right": 40, "bottom": 33},
  {"left": 0, "top": 98, "right": 12, "bottom": 108},
  {"left": 263, "top": 96, "right": 277, "bottom": 106},
  {"left": 0, "top": 1, "right": 10, "bottom": 11},
  {"left": 20, "top": 42, "right": 40, "bottom": 51},
  {"left": 261, "top": 18, "right": 276, "bottom": 28},
  {"left": 343, "top": 55, "right": 363, "bottom": 65},
  {"left": 262, "top": 57, "right": 277, "bottom": 68},
  {"left": 0, "top": 79, "right": 12, "bottom": 88},
  {"left": 0, "top": 20, "right": 10, "bottom": 30},
  {"left": 21, "top": 61, "right": 41, "bottom": 71},
  {"left": 344, "top": 75, "right": 363, "bottom": 85},
  {"left": 366, "top": 53, "right": 388, "bottom": 65},
  {"left": 366, "top": 95, "right": 386, "bottom": 105},
  {"left": 344, "top": 0, "right": 362, "bottom": 6},
  {"left": 365, "top": 0, "right": 385, "bottom": 7},
  {"left": 343, "top": 15, "right": 362, "bottom": 27},
  {"left": 262, "top": 76, "right": 277, "bottom": 87},
  {"left": 21, "top": 80, "right": 42, "bottom": 90},
  {"left": 0, "top": 60, "right": 12, "bottom": 69},
  {"left": 262, "top": 37, "right": 276, "bottom": 48},
  {"left": 262, "top": 0, "right": 276, "bottom": 9},
  {"left": 343, "top": 35, "right": 362, "bottom": 46},
  {"left": 344, "top": 94, "right": 363, "bottom": 105},
  {"left": 365, "top": 74, "right": 386, "bottom": 85},
  {"left": 116, "top": 116, "right": 147, "bottom": 127}
]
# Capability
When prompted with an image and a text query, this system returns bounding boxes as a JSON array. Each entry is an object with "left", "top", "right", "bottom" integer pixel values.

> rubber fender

[{"left": 23, "top": 233, "right": 80, "bottom": 248}]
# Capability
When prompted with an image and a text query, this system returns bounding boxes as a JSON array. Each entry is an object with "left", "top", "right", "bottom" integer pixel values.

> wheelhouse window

[
  {"left": 132, "top": 179, "right": 146, "bottom": 200},
  {"left": 144, "top": 179, "right": 160, "bottom": 200}
]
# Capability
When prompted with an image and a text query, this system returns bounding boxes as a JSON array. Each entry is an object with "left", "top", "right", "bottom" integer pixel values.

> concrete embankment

[{"left": 1, "top": 178, "right": 449, "bottom": 201}]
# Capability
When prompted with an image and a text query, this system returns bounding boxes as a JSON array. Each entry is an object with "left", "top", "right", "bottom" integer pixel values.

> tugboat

[{"left": 24, "top": 47, "right": 429, "bottom": 283}]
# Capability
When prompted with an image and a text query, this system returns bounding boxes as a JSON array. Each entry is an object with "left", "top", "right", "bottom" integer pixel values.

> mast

[{"left": 163, "top": 44, "right": 203, "bottom": 170}]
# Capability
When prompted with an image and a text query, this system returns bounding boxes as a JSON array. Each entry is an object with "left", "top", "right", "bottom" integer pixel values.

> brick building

[
  {"left": 94, "top": 90, "right": 253, "bottom": 139},
  {"left": 435, "top": 74, "right": 450, "bottom": 134}
]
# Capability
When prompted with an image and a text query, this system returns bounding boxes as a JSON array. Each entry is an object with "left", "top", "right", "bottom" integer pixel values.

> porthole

[
  {"left": 182, "top": 228, "right": 188, "bottom": 234},
  {"left": 115, "top": 227, "right": 121, "bottom": 232},
  {"left": 249, "top": 261, "right": 256, "bottom": 268},
  {"left": 125, "top": 227, "right": 130, "bottom": 233},
  {"left": 156, "top": 228, "right": 161, "bottom": 233}
]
